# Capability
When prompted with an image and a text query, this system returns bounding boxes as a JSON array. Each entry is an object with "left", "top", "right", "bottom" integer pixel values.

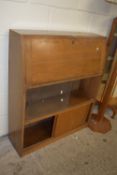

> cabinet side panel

[{"left": 9, "top": 30, "right": 25, "bottom": 155}]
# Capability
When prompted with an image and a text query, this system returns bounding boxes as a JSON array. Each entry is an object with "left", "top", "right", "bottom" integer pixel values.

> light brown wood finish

[
  {"left": 9, "top": 31, "right": 25, "bottom": 155},
  {"left": 9, "top": 30, "right": 106, "bottom": 156},
  {"left": 26, "top": 36, "right": 106, "bottom": 86},
  {"left": 54, "top": 104, "right": 91, "bottom": 137}
]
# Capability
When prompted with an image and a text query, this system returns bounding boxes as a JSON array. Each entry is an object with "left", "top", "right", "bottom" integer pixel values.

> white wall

[{"left": 0, "top": 0, "right": 117, "bottom": 136}]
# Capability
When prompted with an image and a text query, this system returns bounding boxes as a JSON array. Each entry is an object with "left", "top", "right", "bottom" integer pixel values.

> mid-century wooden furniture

[
  {"left": 97, "top": 17, "right": 117, "bottom": 118},
  {"left": 9, "top": 30, "right": 106, "bottom": 156}
]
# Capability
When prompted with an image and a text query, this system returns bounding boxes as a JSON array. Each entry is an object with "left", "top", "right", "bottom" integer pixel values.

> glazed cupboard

[{"left": 9, "top": 30, "right": 106, "bottom": 156}]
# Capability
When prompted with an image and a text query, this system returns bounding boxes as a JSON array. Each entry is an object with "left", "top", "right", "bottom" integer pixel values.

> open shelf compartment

[{"left": 23, "top": 116, "right": 54, "bottom": 148}]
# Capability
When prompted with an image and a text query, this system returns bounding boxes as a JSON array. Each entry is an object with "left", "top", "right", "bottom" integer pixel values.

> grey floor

[{"left": 0, "top": 115, "right": 117, "bottom": 175}]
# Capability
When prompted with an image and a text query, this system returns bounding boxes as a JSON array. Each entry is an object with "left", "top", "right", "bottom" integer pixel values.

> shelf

[
  {"left": 25, "top": 92, "right": 93, "bottom": 125},
  {"left": 25, "top": 78, "right": 97, "bottom": 125},
  {"left": 24, "top": 117, "right": 54, "bottom": 148}
]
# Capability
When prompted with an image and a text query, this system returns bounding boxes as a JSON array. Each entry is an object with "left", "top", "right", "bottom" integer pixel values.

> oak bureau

[{"left": 9, "top": 30, "right": 106, "bottom": 156}]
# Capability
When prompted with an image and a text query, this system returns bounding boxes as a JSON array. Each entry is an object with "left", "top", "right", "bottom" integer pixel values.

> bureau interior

[{"left": 26, "top": 76, "right": 100, "bottom": 120}]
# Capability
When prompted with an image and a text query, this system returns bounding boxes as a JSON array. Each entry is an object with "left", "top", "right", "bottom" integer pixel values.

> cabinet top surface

[{"left": 11, "top": 29, "right": 105, "bottom": 38}]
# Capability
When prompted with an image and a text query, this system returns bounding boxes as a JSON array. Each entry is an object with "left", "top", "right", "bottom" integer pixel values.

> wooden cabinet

[{"left": 9, "top": 30, "right": 106, "bottom": 156}]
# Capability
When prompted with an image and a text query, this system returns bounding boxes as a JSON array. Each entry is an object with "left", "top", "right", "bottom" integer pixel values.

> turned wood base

[{"left": 88, "top": 114, "right": 112, "bottom": 133}]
